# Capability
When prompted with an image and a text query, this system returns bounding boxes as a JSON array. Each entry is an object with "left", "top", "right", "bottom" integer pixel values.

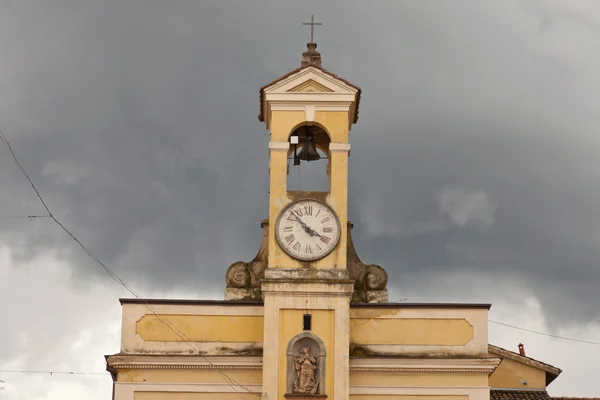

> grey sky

[{"left": 1, "top": 1, "right": 600, "bottom": 398}]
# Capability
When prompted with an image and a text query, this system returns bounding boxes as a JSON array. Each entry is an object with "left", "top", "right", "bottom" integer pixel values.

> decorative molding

[
  {"left": 110, "top": 363, "right": 262, "bottom": 370},
  {"left": 266, "top": 93, "right": 356, "bottom": 103},
  {"left": 350, "top": 357, "right": 501, "bottom": 374},
  {"left": 107, "top": 355, "right": 263, "bottom": 371},
  {"left": 264, "top": 67, "right": 358, "bottom": 94},
  {"left": 288, "top": 80, "right": 333, "bottom": 93},
  {"left": 269, "top": 141, "right": 290, "bottom": 150},
  {"left": 269, "top": 103, "right": 351, "bottom": 113},
  {"left": 328, "top": 143, "right": 351, "bottom": 152},
  {"left": 305, "top": 105, "right": 316, "bottom": 122},
  {"left": 351, "top": 367, "right": 494, "bottom": 373}
]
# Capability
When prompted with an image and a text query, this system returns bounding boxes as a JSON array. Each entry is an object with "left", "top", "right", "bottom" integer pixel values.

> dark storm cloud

[{"left": 1, "top": 0, "right": 600, "bottom": 329}]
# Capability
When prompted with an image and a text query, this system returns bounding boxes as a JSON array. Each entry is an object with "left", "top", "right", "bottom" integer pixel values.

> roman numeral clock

[{"left": 275, "top": 199, "right": 341, "bottom": 261}]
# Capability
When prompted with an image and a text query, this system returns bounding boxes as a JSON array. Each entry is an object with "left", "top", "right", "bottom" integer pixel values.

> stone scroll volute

[{"left": 285, "top": 332, "right": 326, "bottom": 397}]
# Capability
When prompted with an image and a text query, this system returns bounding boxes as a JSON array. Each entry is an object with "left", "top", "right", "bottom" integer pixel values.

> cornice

[
  {"left": 107, "top": 355, "right": 263, "bottom": 371},
  {"left": 349, "top": 357, "right": 501, "bottom": 374}
]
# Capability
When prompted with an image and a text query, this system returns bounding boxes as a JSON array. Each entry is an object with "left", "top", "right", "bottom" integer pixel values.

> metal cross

[{"left": 302, "top": 15, "right": 322, "bottom": 43}]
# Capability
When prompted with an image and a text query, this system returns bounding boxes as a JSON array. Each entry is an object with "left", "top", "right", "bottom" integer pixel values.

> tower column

[{"left": 261, "top": 275, "right": 354, "bottom": 400}]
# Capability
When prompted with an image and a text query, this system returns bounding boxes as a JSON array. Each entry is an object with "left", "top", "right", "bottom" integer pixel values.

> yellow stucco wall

[
  {"left": 350, "top": 318, "right": 473, "bottom": 346},
  {"left": 489, "top": 357, "right": 546, "bottom": 389},
  {"left": 279, "top": 309, "right": 334, "bottom": 400},
  {"left": 136, "top": 315, "right": 264, "bottom": 342},
  {"left": 349, "top": 372, "right": 487, "bottom": 387},
  {"left": 118, "top": 369, "right": 261, "bottom": 384},
  {"left": 268, "top": 110, "right": 349, "bottom": 269},
  {"left": 350, "top": 396, "right": 467, "bottom": 400},
  {"left": 135, "top": 393, "right": 254, "bottom": 400}
]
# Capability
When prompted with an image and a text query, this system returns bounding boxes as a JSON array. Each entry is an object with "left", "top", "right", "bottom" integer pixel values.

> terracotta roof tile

[
  {"left": 491, "top": 390, "right": 552, "bottom": 400},
  {"left": 258, "top": 64, "right": 362, "bottom": 124}
]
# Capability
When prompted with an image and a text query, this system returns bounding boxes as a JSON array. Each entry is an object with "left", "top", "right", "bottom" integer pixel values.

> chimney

[
  {"left": 518, "top": 343, "right": 526, "bottom": 356},
  {"left": 301, "top": 42, "right": 322, "bottom": 67}
]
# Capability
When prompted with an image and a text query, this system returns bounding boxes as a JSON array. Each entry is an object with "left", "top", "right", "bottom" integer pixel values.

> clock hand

[
  {"left": 291, "top": 214, "right": 324, "bottom": 237},
  {"left": 291, "top": 213, "right": 314, "bottom": 234},
  {"left": 306, "top": 225, "right": 322, "bottom": 238}
]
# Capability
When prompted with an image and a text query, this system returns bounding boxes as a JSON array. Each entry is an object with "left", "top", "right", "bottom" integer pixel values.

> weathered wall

[
  {"left": 120, "top": 302, "right": 264, "bottom": 355},
  {"left": 349, "top": 306, "right": 489, "bottom": 357},
  {"left": 118, "top": 369, "right": 261, "bottom": 384},
  {"left": 134, "top": 392, "right": 255, "bottom": 400},
  {"left": 489, "top": 357, "right": 546, "bottom": 389},
  {"left": 350, "top": 372, "right": 487, "bottom": 386}
]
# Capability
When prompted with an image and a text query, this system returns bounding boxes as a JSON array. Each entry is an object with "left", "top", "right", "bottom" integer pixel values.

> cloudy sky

[{"left": 1, "top": 0, "right": 600, "bottom": 398}]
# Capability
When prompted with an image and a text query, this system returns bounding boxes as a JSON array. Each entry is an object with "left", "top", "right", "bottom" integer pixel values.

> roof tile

[{"left": 491, "top": 390, "right": 552, "bottom": 400}]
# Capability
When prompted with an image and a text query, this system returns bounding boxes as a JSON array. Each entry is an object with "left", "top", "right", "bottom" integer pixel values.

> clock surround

[{"left": 275, "top": 198, "right": 341, "bottom": 262}]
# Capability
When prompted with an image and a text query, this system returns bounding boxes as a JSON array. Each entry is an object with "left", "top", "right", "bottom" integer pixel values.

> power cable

[
  {"left": 489, "top": 319, "right": 600, "bottom": 346},
  {"left": 0, "top": 127, "right": 258, "bottom": 399},
  {"left": 0, "top": 369, "right": 107, "bottom": 376},
  {"left": 0, "top": 215, "right": 50, "bottom": 219}
]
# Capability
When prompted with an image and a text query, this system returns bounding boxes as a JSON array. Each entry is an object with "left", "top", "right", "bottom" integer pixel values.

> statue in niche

[{"left": 293, "top": 346, "right": 318, "bottom": 395}]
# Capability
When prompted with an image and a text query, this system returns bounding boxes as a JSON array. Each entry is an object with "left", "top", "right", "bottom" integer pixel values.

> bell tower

[
  {"left": 261, "top": 48, "right": 359, "bottom": 271},
  {"left": 224, "top": 20, "right": 388, "bottom": 400}
]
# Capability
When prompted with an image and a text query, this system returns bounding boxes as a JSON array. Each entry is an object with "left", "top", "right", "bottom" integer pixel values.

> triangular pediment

[
  {"left": 262, "top": 65, "right": 359, "bottom": 95},
  {"left": 287, "top": 79, "right": 333, "bottom": 93}
]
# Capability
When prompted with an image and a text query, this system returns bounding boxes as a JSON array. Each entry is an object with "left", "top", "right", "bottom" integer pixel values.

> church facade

[{"left": 106, "top": 39, "right": 563, "bottom": 400}]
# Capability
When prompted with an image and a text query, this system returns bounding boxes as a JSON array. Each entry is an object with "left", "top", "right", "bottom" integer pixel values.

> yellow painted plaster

[
  {"left": 349, "top": 372, "right": 487, "bottom": 387},
  {"left": 136, "top": 315, "right": 264, "bottom": 342},
  {"left": 118, "top": 369, "right": 261, "bottom": 384},
  {"left": 489, "top": 357, "right": 546, "bottom": 389},
  {"left": 279, "top": 309, "right": 334, "bottom": 400},
  {"left": 135, "top": 393, "right": 251, "bottom": 400},
  {"left": 350, "top": 396, "right": 468, "bottom": 400},
  {"left": 350, "top": 318, "right": 473, "bottom": 346},
  {"left": 268, "top": 110, "right": 350, "bottom": 269}
]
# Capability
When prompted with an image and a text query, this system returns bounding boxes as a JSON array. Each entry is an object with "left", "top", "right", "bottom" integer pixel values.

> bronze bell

[{"left": 297, "top": 135, "right": 321, "bottom": 162}]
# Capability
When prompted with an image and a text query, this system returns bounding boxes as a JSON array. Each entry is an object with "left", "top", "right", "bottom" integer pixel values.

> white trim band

[
  {"left": 269, "top": 141, "right": 290, "bottom": 150},
  {"left": 329, "top": 143, "right": 351, "bottom": 152}
]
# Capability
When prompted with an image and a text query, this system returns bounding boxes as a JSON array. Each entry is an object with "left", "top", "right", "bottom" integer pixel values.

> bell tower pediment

[
  {"left": 287, "top": 79, "right": 333, "bottom": 93},
  {"left": 259, "top": 65, "right": 361, "bottom": 130}
]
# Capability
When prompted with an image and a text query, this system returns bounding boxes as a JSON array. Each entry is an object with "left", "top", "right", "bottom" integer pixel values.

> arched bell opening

[{"left": 286, "top": 123, "right": 331, "bottom": 193}]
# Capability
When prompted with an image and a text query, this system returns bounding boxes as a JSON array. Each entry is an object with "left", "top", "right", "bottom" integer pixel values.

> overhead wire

[
  {"left": 489, "top": 319, "right": 600, "bottom": 346},
  {"left": 0, "top": 215, "right": 50, "bottom": 219},
  {"left": 0, "top": 369, "right": 108, "bottom": 376},
  {"left": 0, "top": 127, "right": 257, "bottom": 399}
]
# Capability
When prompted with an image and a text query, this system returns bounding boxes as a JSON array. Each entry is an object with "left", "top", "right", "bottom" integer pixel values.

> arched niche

[
  {"left": 286, "top": 123, "right": 331, "bottom": 193},
  {"left": 285, "top": 332, "right": 327, "bottom": 396}
]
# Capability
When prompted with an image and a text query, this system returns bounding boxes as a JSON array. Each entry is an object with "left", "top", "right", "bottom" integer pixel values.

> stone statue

[{"left": 293, "top": 346, "right": 318, "bottom": 394}]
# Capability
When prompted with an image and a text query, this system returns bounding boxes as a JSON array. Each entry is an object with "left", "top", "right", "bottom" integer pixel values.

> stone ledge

[{"left": 264, "top": 268, "right": 350, "bottom": 281}]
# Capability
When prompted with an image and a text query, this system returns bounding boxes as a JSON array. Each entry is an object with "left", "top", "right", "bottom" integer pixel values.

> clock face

[{"left": 275, "top": 199, "right": 341, "bottom": 261}]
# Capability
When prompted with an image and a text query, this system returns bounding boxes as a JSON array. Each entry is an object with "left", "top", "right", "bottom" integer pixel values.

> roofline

[
  {"left": 352, "top": 302, "right": 492, "bottom": 309},
  {"left": 491, "top": 388, "right": 550, "bottom": 392},
  {"left": 119, "top": 298, "right": 490, "bottom": 310},
  {"left": 258, "top": 64, "right": 362, "bottom": 124},
  {"left": 118, "top": 298, "right": 263, "bottom": 306},
  {"left": 488, "top": 344, "right": 562, "bottom": 385}
]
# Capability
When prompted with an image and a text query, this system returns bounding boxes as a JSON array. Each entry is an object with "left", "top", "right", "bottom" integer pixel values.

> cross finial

[{"left": 302, "top": 15, "right": 322, "bottom": 43}]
